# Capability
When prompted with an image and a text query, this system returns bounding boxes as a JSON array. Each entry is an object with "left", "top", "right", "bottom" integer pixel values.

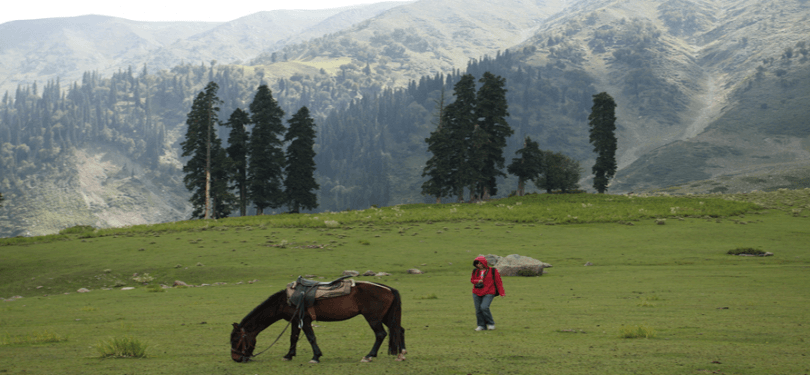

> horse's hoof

[
  {"left": 308, "top": 359, "right": 319, "bottom": 364},
  {"left": 281, "top": 357, "right": 291, "bottom": 361},
  {"left": 360, "top": 356, "right": 373, "bottom": 363},
  {"left": 401, "top": 349, "right": 408, "bottom": 355}
]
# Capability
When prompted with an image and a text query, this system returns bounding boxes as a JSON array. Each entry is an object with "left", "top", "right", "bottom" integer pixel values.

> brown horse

[{"left": 230, "top": 281, "right": 406, "bottom": 364}]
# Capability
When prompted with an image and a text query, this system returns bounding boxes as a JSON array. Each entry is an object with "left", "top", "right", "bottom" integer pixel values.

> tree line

[
  {"left": 421, "top": 71, "right": 618, "bottom": 203},
  {"left": 182, "top": 82, "right": 319, "bottom": 219}
]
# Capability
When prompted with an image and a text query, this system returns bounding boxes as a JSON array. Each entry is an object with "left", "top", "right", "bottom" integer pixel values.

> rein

[{"left": 234, "top": 300, "right": 307, "bottom": 360}]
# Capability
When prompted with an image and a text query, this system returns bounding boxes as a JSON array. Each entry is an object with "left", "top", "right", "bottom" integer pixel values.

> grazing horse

[{"left": 230, "top": 281, "right": 406, "bottom": 364}]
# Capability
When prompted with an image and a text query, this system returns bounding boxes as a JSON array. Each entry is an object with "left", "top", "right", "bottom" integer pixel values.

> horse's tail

[{"left": 385, "top": 287, "right": 405, "bottom": 356}]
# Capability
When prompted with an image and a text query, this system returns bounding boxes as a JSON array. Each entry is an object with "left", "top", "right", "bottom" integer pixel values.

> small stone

[
  {"left": 343, "top": 270, "right": 360, "bottom": 276},
  {"left": 407, "top": 269, "right": 423, "bottom": 274},
  {"left": 77, "top": 288, "right": 91, "bottom": 293}
]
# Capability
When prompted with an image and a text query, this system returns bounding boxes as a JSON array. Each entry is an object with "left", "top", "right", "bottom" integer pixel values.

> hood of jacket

[{"left": 473, "top": 255, "right": 489, "bottom": 268}]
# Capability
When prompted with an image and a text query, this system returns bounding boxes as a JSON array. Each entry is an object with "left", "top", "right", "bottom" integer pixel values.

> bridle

[
  {"left": 231, "top": 318, "right": 293, "bottom": 362},
  {"left": 231, "top": 327, "right": 256, "bottom": 362}
]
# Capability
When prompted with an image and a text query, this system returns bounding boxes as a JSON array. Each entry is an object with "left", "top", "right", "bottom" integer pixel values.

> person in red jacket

[{"left": 471, "top": 255, "right": 505, "bottom": 331}]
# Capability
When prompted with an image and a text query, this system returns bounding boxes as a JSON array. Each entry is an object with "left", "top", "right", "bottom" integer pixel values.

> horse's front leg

[
  {"left": 283, "top": 320, "right": 300, "bottom": 361},
  {"left": 301, "top": 318, "right": 323, "bottom": 364}
]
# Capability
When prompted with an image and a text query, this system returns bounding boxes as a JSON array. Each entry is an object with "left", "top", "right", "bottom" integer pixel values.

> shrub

[
  {"left": 95, "top": 336, "right": 149, "bottom": 358},
  {"left": 619, "top": 325, "right": 656, "bottom": 339},
  {"left": 145, "top": 284, "right": 165, "bottom": 293}
]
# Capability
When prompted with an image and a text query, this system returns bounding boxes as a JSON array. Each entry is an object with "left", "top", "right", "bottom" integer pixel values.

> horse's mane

[{"left": 239, "top": 289, "right": 286, "bottom": 326}]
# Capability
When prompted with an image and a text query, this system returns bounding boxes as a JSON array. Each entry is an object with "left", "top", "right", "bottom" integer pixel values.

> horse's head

[{"left": 230, "top": 323, "right": 256, "bottom": 363}]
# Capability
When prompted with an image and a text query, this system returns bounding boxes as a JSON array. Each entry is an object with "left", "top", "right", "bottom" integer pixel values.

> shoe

[
  {"left": 475, "top": 326, "right": 485, "bottom": 331},
  {"left": 487, "top": 325, "right": 495, "bottom": 330}
]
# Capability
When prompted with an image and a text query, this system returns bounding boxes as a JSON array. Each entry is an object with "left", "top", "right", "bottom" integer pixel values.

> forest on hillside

[{"left": 0, "top": 41, "right": 609, "bottom": 221}]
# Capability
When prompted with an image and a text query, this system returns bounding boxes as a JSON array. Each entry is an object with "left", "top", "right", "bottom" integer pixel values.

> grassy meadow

[{"left": 1, "top": 191, "right": 808, "bottom": 375}]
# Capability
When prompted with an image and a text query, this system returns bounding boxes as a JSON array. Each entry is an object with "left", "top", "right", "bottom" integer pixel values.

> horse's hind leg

[
  {"left": 397, "top": 327, "right": 407, "bottom": 361},
  {"left": 301, "top": 319, "right": 323, "bottom": 363},
  {"left": 361, "top": 319, "right": 387, "bottom": 362}
]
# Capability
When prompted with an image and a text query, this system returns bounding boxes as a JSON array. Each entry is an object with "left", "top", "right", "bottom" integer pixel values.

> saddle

[{"left": 286, "top": 275, "right": 354, "bottom": 322}]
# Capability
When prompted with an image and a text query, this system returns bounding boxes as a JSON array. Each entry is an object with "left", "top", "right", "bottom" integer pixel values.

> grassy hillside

[{"left": 1, "top": 190, "right": 808, "bottom": 374}]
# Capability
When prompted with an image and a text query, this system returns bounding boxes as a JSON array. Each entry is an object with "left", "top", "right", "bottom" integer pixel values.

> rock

[
  {"left": 407, "top": 269, "right": 423, "bottom": 274},
  {"left": 362, "top": 270, "right": 376, "bottom": 276},
  {"left": 173, "top": 280, "right": 190, "bottom": 287},
  {"left": 77, "top": 288, "right": 91, "bottom": 293},
  {"left": 375, "top": 272, "right": 391, "bottom": 276},
  {"left": 121, "top": 287, "right": 135, "bottom": 290},
  {"left": 762, "top": 252, "right": 774, "bottom": 257},
  {"left": 584, "top": 262, "right": 593, "bottom": 266},
  {"left": 484, "top": 254, "right": 553, "bottom": 277},
  {"left": 343, "top": 270, "right": 360, "bottom": 276}
]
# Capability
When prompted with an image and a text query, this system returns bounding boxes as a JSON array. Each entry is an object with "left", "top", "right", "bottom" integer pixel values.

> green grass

[
  {"left": 1, "top": 330, "right": 68, "bottom": 346},
  {"left": 0, "top": 190, "right": 808, "bottom": 374}
]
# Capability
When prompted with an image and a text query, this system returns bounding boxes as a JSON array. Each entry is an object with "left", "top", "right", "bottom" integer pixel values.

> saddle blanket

[{"left": 285, "top": 278, "right": 355, "bottom": 305}]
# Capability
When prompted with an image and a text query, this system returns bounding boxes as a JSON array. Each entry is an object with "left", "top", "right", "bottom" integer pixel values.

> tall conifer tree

[
  {"left": 248, "top": 85, "right": 285, "bottom": 214},
  {"left": 422, "top": 88, "right": 453, "bottom": 203},
  {"left": 181, "top": 82, "right": 232, "bottom": 218},
  {"left": 225, "top": 108, "right": 250, "bottom": 216},
  {"left": 588, "top": 92, "right": 618, "bottom": 193},
  {"left": 474, "top": 72, "right": 512, "bottom": 200},
  {"left": 442, "top": 74, "right": 477, "bottom": 202},
  {"left": 283, "top": 106, "right": 319, "bottom": 213}
]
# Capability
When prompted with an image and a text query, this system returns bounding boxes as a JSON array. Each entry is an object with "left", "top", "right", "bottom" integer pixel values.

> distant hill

[{"left": 0, "top": 2, "right": 409, "bottom": 96}]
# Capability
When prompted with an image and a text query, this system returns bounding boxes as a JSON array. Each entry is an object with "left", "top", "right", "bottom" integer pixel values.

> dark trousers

[{"left": 472, "top": 293, "right": 495, "bottom": 327}]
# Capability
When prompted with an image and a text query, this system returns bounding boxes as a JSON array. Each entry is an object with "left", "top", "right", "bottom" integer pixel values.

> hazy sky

[{"left": 0, "top": 0, "right": 396, "bottom": 25}]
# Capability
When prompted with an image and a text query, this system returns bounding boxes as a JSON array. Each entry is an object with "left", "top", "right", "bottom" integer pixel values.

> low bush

[
  {"left": 619, "top": 325, "right": 656, "bottom": 339},
  {"left": 95, "top": 336, "right": 149, "bottom": 358}
]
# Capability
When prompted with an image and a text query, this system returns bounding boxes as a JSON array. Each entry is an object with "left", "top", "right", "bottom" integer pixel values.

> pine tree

[
  {"left": 507, "top": 136, "right": 543, "bottom": 196},
  {"left": 474, "top": 72, "right": 513, "bottom": 200},
  {"left": 209, "top": 141, "right": 235, "bottom": 219},
  {"left": 421, "top": 88, "right": 452, "bottom": 203},
  {"left": 181, "top": 82, "right": 232, "bottom": 219},
  {"left": 588, "top": 92, "right": 618, "bottom": 193},
  {"left": 225, "top": 108, "right": 250, "bottom": 217},
  {"left": 442, "top": 74, "right": 477, "bottom": 202},
  {"left": 248, "top": 85, "right": 285, "bottom": 215},
  {"left": 283, "top": 106, "right": 319, "bottom": 213}
]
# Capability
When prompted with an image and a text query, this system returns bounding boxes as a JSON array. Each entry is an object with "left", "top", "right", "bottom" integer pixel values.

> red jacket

[{"left": 471, "top": 255, "right": 505, "bottom": 297}]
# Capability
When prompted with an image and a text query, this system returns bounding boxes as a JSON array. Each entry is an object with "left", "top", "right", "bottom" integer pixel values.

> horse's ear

[{"left": 232, "top": 323, "right": 240, "bottom": 329}]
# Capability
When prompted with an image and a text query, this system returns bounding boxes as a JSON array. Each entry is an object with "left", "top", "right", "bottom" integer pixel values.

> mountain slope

[
  {"left": 0, "top": 3, "right": 409, "bottom": 96},
  {"left": 251, "top": 0, "right": 569, "bottom": 85}
]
